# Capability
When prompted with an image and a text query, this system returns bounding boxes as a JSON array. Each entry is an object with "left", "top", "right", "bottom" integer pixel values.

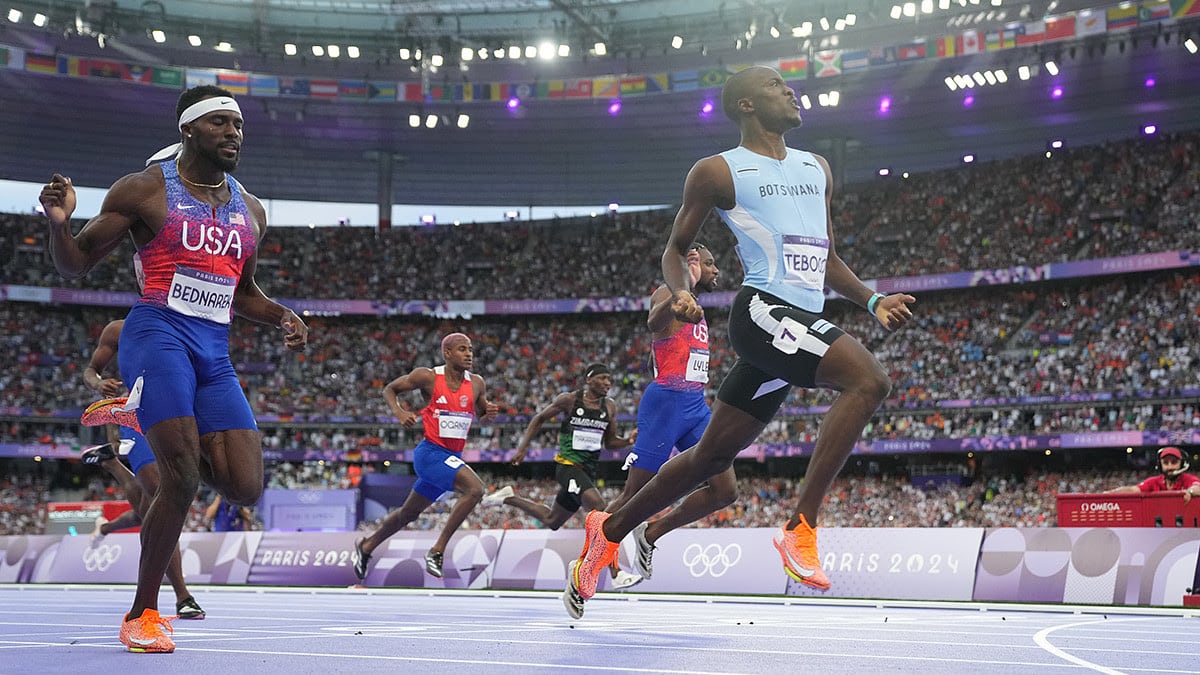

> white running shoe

[
  {"left": 91, "top": 516, "right": 109, "bottom": 546},
  {"left": 632, "top": 522, "right": 655, "bottom": 579},
  {"left": 563, "top": 561, "right": 585, "bottom": 619},
  {"left": 481, "top": 485, "right": 514, "bottom": 507},
  {"left": 610, "top": 569, "right": 643, "bottom": 590}
]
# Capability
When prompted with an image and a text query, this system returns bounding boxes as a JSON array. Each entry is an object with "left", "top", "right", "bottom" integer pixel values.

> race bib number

[
  {"left": 437, "top": 411, "right": 473, "bottom": 439},
  {"left": 686, "top": 348, "right": 710, "bottom": 383},
  {"left": 572, "top": 427, "right": 604, "bottom": 451},
  {"left": 167, "top": 266, "right": 236, "bottom": 323},
  {"left": 443, "top": 455, "right": 465, "bottom": 469},
  {"left": 771, "top": 316, "right": 810, "bottom": 355},
  {"left": 781, "top": 235, "right": 829, "bottom": 290}
]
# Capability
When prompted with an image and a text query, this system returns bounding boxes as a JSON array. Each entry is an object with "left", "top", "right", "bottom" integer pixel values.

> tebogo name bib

[{"left": 781, "top": 234, "right": 829, "bottom": 291}]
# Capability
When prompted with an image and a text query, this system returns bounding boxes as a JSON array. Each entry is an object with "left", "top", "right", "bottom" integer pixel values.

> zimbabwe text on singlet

[{"left": 556, "top": 391, "right": 609, "bottom": 473}]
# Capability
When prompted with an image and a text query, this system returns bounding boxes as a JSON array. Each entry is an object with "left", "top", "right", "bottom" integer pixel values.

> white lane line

[{"left": 1033, "top": 619, "right": 1135, "bottom": 675}]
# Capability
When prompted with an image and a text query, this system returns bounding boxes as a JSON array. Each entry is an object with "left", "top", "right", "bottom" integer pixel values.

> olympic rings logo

[
  {"left": 83, "top": 544, "right": 123, "bottom": 572},
  {"left": 681, "top": 543, "right": 742, "bottom": 578}
]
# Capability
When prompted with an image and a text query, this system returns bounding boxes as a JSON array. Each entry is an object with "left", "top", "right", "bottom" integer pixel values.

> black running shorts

[
  {"left": 553, "top": 462, "right": 596, "bottom": 512},
  {"left": 716, "top": 286, "right": 846, "bottom": 423}
]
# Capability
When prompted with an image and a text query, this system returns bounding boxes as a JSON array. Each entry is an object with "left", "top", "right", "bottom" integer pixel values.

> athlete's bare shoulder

[
  {"left": 237, "top": 184, "right": 268, "bottom": 234},
  {"left": 108, "top": 164, "right": 165, "bottom": 201},
  {"left": 683, "top": 154, "right": 735, "bottom": 210}
]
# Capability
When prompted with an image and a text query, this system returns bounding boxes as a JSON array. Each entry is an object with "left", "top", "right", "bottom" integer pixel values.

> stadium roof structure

[{"left": 0, "top": 0, "right": 1198, "bottom": 207}]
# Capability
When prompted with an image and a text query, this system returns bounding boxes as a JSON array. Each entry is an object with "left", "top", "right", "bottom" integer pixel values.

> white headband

[
  {"left": 178, "top": 96, "right": 242, "bottom": 128},
  {"left": 146, "top": 96, "right": 243, "bottom": 166}
]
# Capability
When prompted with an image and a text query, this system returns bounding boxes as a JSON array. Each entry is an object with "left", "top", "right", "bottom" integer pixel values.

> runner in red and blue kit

[
  {"left": 622, "top": 245, "right": 721, "bottom": 480},
  {"left": 352, "top": 333, "right": 500, "bottom": 582},
  {"left": 580, "top": 244, "right": 739, "bottom": 607},
  {"left": 40, "top": 85, "right": 308, "bottom": 653}
]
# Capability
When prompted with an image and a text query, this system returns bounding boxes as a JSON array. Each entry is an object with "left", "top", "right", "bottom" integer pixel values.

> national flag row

[
  {"left": 4, "top": 1, "right": 1197, "bottom": 102},
  {"left": 184, "top": 68, "right": 739, "bottom": 100},
  {"left": 2, "top": 48, "right": 184, "bottom": 87},
  {"left": 801, "top": 2, "right": 1193, "bottom": 78}
]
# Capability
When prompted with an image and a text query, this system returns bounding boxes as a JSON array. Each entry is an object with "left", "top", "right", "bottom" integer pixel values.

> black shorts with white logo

[
  {"left": 717, "top": 286, "right": 846, "bottom": 423},
  {"left": 554, "top": 462, "right": 596, "bottom": 512}
]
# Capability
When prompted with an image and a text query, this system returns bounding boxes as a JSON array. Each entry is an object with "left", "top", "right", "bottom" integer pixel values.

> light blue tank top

[{"left": 716, "top": 146, "right": 830, "bottom": 313}]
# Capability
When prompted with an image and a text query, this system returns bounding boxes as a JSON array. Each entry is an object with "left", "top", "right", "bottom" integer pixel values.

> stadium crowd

[
  {"left": 2, "top": 131, "right": 1197, "bottom": 537},
  {"left": 2, "top": 270, "right": 1195, "bottom": 447},
  {"left": 2, "top": 131, "right": 1197, "bottom": 300}
]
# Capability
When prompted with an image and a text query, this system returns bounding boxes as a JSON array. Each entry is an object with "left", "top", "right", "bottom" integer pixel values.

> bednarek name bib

[{"left": 167, "top": 266, "right": 236, "bottom": 323}]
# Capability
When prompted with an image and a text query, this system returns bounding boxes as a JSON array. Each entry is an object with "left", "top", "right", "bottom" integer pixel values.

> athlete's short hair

[{"left": 441, "top": 332, "right": 470, "bottom": 353}]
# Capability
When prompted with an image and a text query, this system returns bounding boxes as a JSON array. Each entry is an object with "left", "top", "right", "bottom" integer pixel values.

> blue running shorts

[
  {"left": 118, "top": 303, "right": 257, "bottom": 435},
  {"left": 120, "top": 427, "right": 156, "bottom": 475},
  {"left": 627, "top": 382, "right": 711, "bottom": 473},
  {"left": 412, "top": 439, "right": 467, "bottom": 501}
]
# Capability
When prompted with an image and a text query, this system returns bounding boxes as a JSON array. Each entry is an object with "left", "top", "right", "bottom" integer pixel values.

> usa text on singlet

[{"left": 135, "top": 160, "right": 257, "bottom": 324}]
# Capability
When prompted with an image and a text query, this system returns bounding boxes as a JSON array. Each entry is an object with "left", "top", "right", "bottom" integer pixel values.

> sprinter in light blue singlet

[{"left": 565, "top": 66, "right": 918, "bottom": 611}]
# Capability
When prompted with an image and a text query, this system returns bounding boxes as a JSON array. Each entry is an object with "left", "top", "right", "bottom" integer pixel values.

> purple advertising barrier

[
  {"left": 246, "top": 530, "right": 502, "bottom": 589},
  {"left": 0, "top": 535, "right": 60, "bottom": 583},
  {"left": 488, "top": 529, "right": 616, "bottom": 592},
  {"left": 627, "top": 528, "right": 789, "bottom": 596},
  {"left": 39, "top": 533, "right": 141, "bottom": 583},
  {"left": 32, "top": 532, "right": 259, "bottom": 584},
  {"left": 785, "top": 528, "right": 983, "bottom": 600},
  {"left": 973, "top": 528, "right": 1200, "bottom": 606},
  {"left": 248, "top": 532, "right": 363, "bottom": 587},
  {"left": 177, "top": 531, "right": 260, "bottom": 585}
]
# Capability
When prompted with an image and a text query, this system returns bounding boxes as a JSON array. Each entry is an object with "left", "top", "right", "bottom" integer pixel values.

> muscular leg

[
  {"left": 605, "top": 467, "right": 655, "bottom": 515},
  {"left": 199, "top": 429, "right": 265, "bottom": 506},
  {"left": 788, "top": 335, "right": 890, "bottom": 528},
  {"left": 501, "top": 494, "right": 576, "bottom": 530},
  {"left": 100, "top": 507, "right": 143, "bottom": 535},
  {"left": 98, "top": 457, "right": 144, "bottom": 512},
  {"left": 358, "top": 491, "right": 435, "bottom": 557},
  {"left": 604, "top": 401, "right": 766, "bottom": 542},
  {"left": 644, "top": 467, "right": 737, "bottom": 544},
  {"left": 129, "top": 416, "right": 203, "bottom": 619},
  {"left": 136, "top": 462, "right": 195, "bottom": 605},
  {"left": 431, "top": 467, "right": 485, "bottom": 553}
]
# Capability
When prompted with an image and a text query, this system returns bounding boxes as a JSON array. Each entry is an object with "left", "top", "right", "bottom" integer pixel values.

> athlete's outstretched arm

[
  {"left": 383, "top": 367, "right": 435, "bottom": 428},
  {"left": 646, "top": 285, "right": 680, "bottom": 337},
  {"left": 231, "top": 191, "right": 308, "bottom": 350},
  {"left": 40, "top": 171, "right": 157, "bottom": 279},
  {"left": 84, "top": 320, "right": 125, "bottom": 397},
  {"left": 815, "top": 154, "right": 915, "bottom": 330},
  {"left": 662, "top": 156, "right": 731, "bottom": 323},
  {"left": 472, "top": 374, "right": 500, "bottom": 422},
  {"left": 511, "top": 392, "right": 573, "bottom": 465},
  {"left": 602, "top": 399, "right": 636, "bottom": 450}
]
